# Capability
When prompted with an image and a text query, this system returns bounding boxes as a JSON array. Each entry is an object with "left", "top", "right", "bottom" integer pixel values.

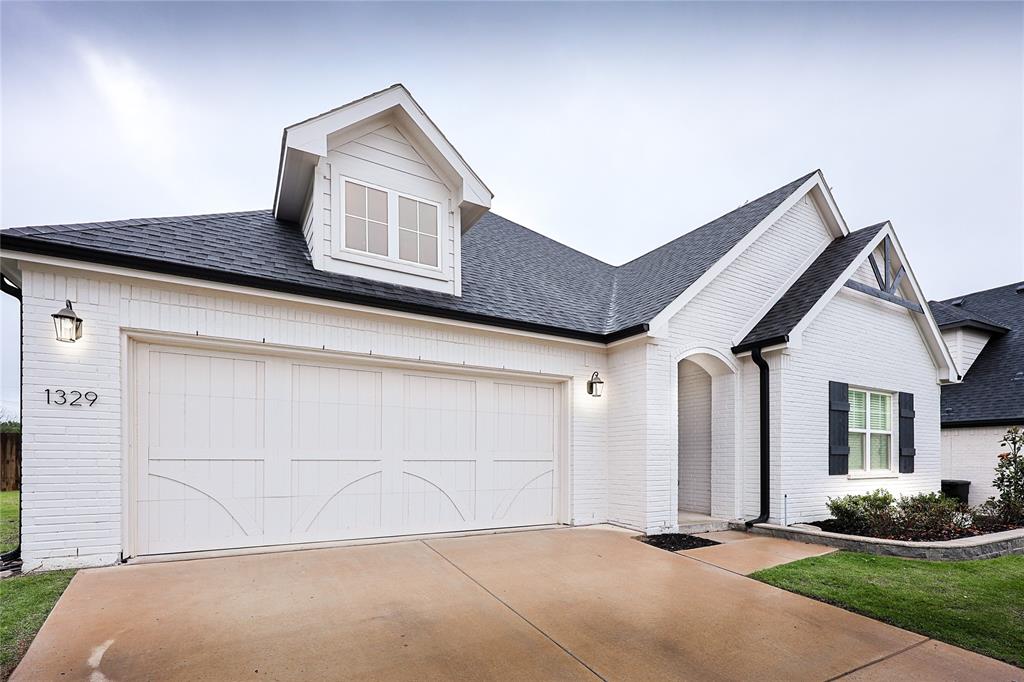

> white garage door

[{"left": 131, "top": 343, "right": 562, "bottom": 556}]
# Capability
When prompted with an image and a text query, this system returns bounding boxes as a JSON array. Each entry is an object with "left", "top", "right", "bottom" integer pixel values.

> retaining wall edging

[{"left": 750, "top": 523, "right": 1024, "bottom": 560}]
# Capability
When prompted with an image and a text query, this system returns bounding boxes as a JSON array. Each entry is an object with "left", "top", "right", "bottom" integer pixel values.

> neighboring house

[
  {"left": 0, "top": 85, "right": 957, "bottom": 571},
  {"left": 932, "top": 283, "right": 1024, "bottom": 505}
]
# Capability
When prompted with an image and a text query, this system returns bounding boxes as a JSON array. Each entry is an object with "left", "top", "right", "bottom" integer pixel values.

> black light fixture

[
  {"left": 52, "top": 300, "right": 83, "bottom": 343},
  {"left": 586, "top": 371, "right": 604, "bottom": 397}
]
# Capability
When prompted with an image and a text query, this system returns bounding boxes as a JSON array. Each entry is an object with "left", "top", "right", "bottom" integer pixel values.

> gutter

[
  {"left": 0, "top": 236, "right": 651, "bottom": 346},
  {"left": 731, "top": 334, "right": 788, "bottom": 356},
  {"left": 746, "top": 347, "right": 771, "bottom": 527}
]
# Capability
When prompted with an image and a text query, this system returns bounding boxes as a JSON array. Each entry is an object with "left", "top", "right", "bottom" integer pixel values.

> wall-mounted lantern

[
  {"left": 586, "top": 371, "right": 604, "bottom": 397},
  {"left": 52, "top": 300, "right": 83, "bottom": 343}
]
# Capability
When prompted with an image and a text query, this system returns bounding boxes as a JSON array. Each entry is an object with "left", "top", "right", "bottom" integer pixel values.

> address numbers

[{"left": 44, "top": 389, "right": 98, "bottom": 406}]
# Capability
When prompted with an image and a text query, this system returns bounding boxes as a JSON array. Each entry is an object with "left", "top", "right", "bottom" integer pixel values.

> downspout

[{"left": 746, "top": 347, "right": 770, "bottom": 527}]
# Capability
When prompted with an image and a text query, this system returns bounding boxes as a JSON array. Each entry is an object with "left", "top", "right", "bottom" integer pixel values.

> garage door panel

[
  {"left": 403, "top": 375, "right": 477, "bottom": 453},
  {"left": 290, "top": 460, "right": 383, "bottom": 536},
  {"left": 292, "top": 365, "right": 382, "bottom": 451},
  {"left": 135, "top": 344, "right": 561, "bottom": 556}
]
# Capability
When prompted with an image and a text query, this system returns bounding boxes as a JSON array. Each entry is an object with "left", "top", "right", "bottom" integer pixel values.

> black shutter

[
  {"left": 898, "top": 392, "right": 915, "bottom": 473},
  {"left": 828, "top": 381, "right": 850, "bottom": 475}
]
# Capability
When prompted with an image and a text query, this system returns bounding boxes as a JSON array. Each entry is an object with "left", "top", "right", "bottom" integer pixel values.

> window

[
  {"left": 339, "top": 178, "right": 442, "bottom": 269},
  {"left": 848, "top": 389, "right": 892, "bottom": 472},
  {"left": 398, "top": 196, "right": 439, "bottom": 266},
  {"left": 344, "top": 181, "right": 388, "bottom": 256}
]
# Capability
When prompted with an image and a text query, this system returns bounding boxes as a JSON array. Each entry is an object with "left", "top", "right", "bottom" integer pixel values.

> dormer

[{"left": 273, "top": 85, "right": 492, "bottom": 296}]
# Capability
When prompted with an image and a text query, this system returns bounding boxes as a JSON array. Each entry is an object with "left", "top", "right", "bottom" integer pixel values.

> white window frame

[
  {"left": 395, "top": 190, "right": 442, "bottom": 268},
  {"left": 847, "top": 387, "right": 896, "bottom": 478},
  {"left": 331, "top": 174, "right": 445, "bottom": 280}
]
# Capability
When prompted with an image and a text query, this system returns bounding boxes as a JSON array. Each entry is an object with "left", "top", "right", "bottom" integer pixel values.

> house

[
  {"left": 932, "top": 283, "right": 1024, "bottom": 505},
  {"left": 0, "top": 85, "right": 958, "bottom": 571}
]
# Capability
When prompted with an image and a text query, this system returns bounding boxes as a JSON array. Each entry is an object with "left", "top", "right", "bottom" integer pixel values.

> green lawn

[
  {"left": 0, "top": 569, "right": 76, "bottom": 680},
  {"left": 0, "top": 492, "right": 17, "bottom": 555},
  {"left": 752, "top": 552, "right": 1024, "bottom": 667}
]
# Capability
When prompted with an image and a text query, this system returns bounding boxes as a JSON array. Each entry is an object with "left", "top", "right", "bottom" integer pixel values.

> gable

[
  {"left": 733, "top": 223, "right": 957, "bottom": 382},
  {"left": 659, "top": 192, "right": 837, "bottom": 349}
]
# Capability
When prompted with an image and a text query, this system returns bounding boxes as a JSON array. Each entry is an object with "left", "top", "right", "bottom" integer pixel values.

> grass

[
  {"left": 0, "top": 492, "right": 18, "bottom": 555},
  {"left": 0, "top": 569, "right": 76, "bottom": 680},
  {"left": 752, "top": 551, "right": 1024, "bottom": 667}
]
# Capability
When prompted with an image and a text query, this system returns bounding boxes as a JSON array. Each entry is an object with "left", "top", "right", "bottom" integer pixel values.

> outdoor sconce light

[
  {"left": 52, "top": 300, "right": 83, "bottom": 343},
  {"left": 586, "top": 371, "right": 604, "bottom": 397}
]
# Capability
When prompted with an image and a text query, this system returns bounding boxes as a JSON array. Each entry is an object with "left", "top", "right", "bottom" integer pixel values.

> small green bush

[
  {"left": 823, "top": 488, "right": 1015, "bottom": 541},
  {"left": 826, "top": 489, "right": 895, "bottom": 536},
  {"left": 896, "top": 492, "right": 972, "bottom": 540}
]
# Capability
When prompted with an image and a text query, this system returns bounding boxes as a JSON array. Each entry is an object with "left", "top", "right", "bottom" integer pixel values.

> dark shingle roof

[
  {"left": 933, "top": 282, "right": 1024, "bottom": 427},
  {"left": 0, "top": 172, "right": 815, "bottom": 342},
  {"left": 928, "top": 299, "right": 1009, "bottom": 334},
  {"left": 733, "top": 223, "right": 885, "bottom": 352}
]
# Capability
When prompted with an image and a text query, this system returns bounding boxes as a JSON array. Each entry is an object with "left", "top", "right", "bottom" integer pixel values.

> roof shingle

[
  {"left": 1, "top": 172, "right": 816, "bottom": 342},
  {"left": 932, "top": 282, "right": 1024, "bottom": 426}
]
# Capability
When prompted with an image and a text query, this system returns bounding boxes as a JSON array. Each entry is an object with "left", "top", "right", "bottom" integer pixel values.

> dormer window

[
  {"left": 336, "top": 176, "right": 442, "bottom": 272},
  {"left": 344, "top": 181, "right": 389, "bottom": 256},
  {"left": 398, "top": 196, "right": 439, "bottom": 267}
]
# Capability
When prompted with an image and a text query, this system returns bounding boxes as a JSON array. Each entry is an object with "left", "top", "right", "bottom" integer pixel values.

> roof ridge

[{"left": 941, "top": 279, "right": 1024, "bottom": 303}]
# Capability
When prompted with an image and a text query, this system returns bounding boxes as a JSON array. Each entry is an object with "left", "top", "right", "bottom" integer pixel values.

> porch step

[{"left": 677, "top": 513, "right": 733, "bottom": 534}]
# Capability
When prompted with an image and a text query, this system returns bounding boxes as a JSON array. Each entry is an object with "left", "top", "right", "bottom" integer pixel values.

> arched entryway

[{"left": 676, "top": 349, "right": 738, "bottom": 521}]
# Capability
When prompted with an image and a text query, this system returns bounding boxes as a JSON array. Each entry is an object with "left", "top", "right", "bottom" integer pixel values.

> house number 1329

[{"left": 45, "top": 389, "right": 98, "bottom": 406}]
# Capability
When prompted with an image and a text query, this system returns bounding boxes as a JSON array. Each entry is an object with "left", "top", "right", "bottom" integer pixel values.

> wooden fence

[{"left": 1, "top": 432, "right": 20, "bottom": 492}]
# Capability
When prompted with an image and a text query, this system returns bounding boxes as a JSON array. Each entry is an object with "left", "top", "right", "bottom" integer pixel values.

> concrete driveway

[{"left": 13, "top": 527, "right": 1019, "bottom": 681}]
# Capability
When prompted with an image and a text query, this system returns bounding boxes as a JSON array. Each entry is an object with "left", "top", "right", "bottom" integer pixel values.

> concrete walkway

[
  {"left": 13, "top": 527, "right": 1020, "bottom": 681},
  {"left": 682, "top": 529, "right": 837, "bottom": 574}
]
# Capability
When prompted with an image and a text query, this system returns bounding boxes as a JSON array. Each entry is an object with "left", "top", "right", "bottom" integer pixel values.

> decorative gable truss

[
  {"left": 843, "top": 235, "right": 923, "bottom": 313},
  {"left": 758, "top": 222, "right": 958, "bottom": 383}
]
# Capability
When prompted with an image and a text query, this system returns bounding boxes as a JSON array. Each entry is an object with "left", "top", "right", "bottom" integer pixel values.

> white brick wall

[
  {"left": 779, "top": 287, "right": 944, "bottom": 523},
  {"left": 942, "top": 425, "right": 1021, "bottom": 505},
  {"left": 18, "top": 263, "right": 610, "bottom": 570},
  {"left": 678, "top": 361, "right": 711, "bottom": 513},
  {"left": 649, "top": 196, "right": 834, "bottom": 529}
]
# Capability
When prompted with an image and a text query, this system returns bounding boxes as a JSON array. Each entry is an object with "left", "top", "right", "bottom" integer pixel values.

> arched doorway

[{"left": 677, "top": 350, "right": 737, "bottom": 521}]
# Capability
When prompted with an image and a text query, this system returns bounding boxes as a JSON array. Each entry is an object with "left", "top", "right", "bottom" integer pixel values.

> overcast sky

[{"left": 2, "top": 1, "right": 1022, "bottom": 416}]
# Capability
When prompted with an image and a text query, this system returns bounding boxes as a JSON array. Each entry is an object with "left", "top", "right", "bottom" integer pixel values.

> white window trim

[
  {"left": 847, "top": 387, "right": 896, "bottom": 478},
  {"left": 330, "top": 174, "right": 446, "bottom": 280}
]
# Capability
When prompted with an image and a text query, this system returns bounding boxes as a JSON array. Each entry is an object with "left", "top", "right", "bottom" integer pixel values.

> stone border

[{"left": 750, "top": 523, "right": 1024, "bottom": 560}]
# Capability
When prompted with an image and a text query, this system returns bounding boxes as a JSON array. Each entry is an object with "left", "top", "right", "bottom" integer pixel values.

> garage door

[{"left": 131, "top": 343, "right": 563, "bottom": 556}]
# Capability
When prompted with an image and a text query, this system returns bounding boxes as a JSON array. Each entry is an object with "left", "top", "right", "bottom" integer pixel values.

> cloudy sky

[{"left": 2, "top": 1, "right": 1022, "bottom": 416}]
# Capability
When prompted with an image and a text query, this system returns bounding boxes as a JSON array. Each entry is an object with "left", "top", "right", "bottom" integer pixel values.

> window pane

[
  {"left": 870, "top": 393, "right": 891, "bottom": 431},
  {"left": 870, "top": 434, "right": 890, "bottom": 470},
  {"left": 345, "top": 182, "right": 366, "bottom": 218},
  {"left": 849, "top": 432, "right": 865, "bottom": 470},
  {"left": 345, "top": 216, "right": 366, "bottom": 251},
  {"left": 367, "top": 221, "right": 388, "bottom": 256},
  {"left": 399, "top": 196, "right": 418, "bottom": 230},
  {"left": 367, "top": 187, "right": 387, "bottom": 223},
  {"left": 849, "top": 390, "right": 867, "bottom": 429},
  {"left": 398, "top": 229, "right": 418, "bottom": 262},
  {"left": 419, "top": 203, "right": 438, "bottom": 236},
  {"left": 419, "top": 235, "right": 438, "bottom": 266}
]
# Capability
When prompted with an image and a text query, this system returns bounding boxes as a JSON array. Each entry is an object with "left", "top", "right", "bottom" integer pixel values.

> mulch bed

[
  {"left": 640, "top": 533, "right": 720, "bottom": 552},
  {"left": 809, "top": 519, "right": 1023, "bottom": 542}
]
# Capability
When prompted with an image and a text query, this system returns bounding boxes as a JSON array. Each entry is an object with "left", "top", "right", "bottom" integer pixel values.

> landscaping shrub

[
  {"left": 820, "top": 488, "right": 1019, "bottom": 541},
  {"left": 896, "top": 492, "right": 972, "bottom": 541},
  {"left": 991, "top": 426, "right": 1024, "bottom": 524},
  {"left": 826, "top": 489, "right": 895, "bottom": 536}
]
